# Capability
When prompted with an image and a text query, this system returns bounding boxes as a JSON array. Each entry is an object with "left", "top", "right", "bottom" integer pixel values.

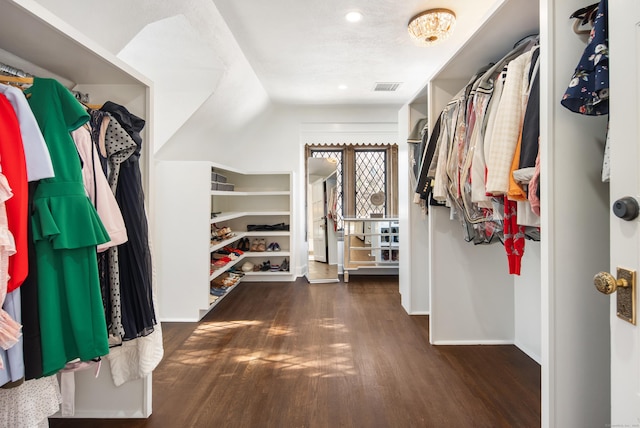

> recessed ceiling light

[
  {"left": 338, "top": 84, "right": 348, "bottom": 90},
  {"left": 345, "top": 11, "right": 363, "bottom": 23}
]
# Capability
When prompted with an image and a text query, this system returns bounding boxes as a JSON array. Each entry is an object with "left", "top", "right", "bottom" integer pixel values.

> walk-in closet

[{"left": 1, "top": 0, "right": 637, "bottom": 426}]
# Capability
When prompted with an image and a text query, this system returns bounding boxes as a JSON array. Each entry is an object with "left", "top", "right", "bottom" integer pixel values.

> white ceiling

[
  {"left": 28, "top": 0, "right": 504, "bottom": 108},
  {"left": 212, "top": 0, "right": 501, "bottom": 105}
]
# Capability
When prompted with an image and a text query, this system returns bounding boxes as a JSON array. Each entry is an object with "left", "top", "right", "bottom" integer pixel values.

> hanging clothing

[
  {"left": 0, "top": 84, "right": 54, "bottom": 381},
  {"left": 101, "top": 113, "right": 134, "bottom": 341},
  {"left": 0, "top": 375, "right": 61, "bottom": 427},
  {"left": 0, "top": 84, "right": 54, "bottom": 182},
  {"left": 503, "top": 196, "right": 525, "bottom": 275},
  {"left": 72, "top": 125, "right": 127, "bottom": 252},
  {"left": 561, "top": 0, "right": 609, "bottom": 115},
  {"left": 485, "top": 48, "right": 536, "bottom": 195},
  {"left": 88, "top": 109, "right": 114, "bottom": 339},
  {"left": 0, "top": 95, "right": 28, "bottom": 294},
  {"left": 0, "top": 172, "right": 20, "bottom": 354},
  {"left": 19, "top": 181, "right": 42, "bottom": 380},
  {"left": 100, "top": 104, "right": 156, "bottom": 341},
  {"left": 25, "top": 77, "right": 110, "bottom": 376},
  {"left": 0, "top": 289, "right": 23, "bottom": 385},
  {"left": 414, "top": 114, "right": 442, "bottom": 210},
  {"left": 100, "top": 102, "right": 162, "bottom": 386},
  {"left": 519, "top": 48, "right": 541, "bottom": 170}
]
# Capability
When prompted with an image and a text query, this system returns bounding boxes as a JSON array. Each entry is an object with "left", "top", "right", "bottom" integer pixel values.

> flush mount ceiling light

[
  {"left": 407, "top": 8, "right": 456, "bottom": 46},
  {"left": 345, "top": 11, "right": 363, "bottom": 23}
]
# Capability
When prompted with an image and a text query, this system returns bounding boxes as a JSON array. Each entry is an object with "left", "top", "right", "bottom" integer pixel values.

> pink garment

[
  {"left": 529, "top": 149, "right": 541, "bottom": 216},
  {"left": 71, "top": 125, "right": 127, "bottom": 252},
  {"left": 0, "top": 171, "right": 21, "bottom": 354}
]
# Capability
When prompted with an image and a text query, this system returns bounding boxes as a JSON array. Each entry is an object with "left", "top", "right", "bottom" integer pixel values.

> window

[
  {"left": 355, "top": 149, "right": 387, "bottom": 218},
  {"left": 306, "top": 144, "right": 398, "bottom": 229}
]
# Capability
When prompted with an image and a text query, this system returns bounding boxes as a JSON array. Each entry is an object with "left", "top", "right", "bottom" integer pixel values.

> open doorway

[{"left": 306, "top": 156, "right": 340, "bottom": 283}]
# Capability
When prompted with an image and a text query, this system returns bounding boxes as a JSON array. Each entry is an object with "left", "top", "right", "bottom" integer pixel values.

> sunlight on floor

[{"left": 168, "top": 318, "right": 358, "bottom": 377}]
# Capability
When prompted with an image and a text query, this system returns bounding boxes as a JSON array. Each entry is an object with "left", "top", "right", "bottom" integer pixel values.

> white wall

[
  {"left": 160, "top": 104, "right": 399, "bottom": 277},
  {"left": 515, "top": 242, "right": 541, "bottom": 363},
  {"left": 398, "top": 103, "right": 430, "bottom": 315}
]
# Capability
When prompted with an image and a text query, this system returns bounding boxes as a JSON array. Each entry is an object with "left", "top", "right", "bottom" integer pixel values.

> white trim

[
  {"left": 300, "top": 122, "right": 397, "bottom": 145},
  {"left": 431, "top": 340, "right": 514, "bottom": 346},
  {"left": 515, "top": 340, "right": 542, "bottom": 365}
]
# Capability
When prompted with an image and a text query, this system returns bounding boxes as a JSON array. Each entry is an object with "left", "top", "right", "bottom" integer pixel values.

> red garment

[
  {"left": 503, "top": 196, "right": 525, "bottom": 275},
  {"left": 0, "top": 94, "right": 28, "bottom": 291}
]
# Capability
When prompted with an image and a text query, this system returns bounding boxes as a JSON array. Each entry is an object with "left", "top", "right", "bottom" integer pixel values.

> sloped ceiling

[
  {"left": 33, "top": 0, "right": 502, "bottom": 107},
  {"left": 117, "top": 15, "right": 226, "bottom": 150}
]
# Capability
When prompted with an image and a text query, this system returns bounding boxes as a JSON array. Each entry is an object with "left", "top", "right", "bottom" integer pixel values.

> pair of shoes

[
  {"left": 266, "top": 242, "right": 281, "bottom": 251},
  {"left": 210, "top": 287, "right": 227, "bottom": 296},
  {"left": 224, "top": 246, "right": 243, "bottom": 256},
  {"left": 279, "top": 258, "right": 289, "bottom": 272},
  {"left": 260, "top": 260, "right": 271, "bottom": 271},
  {"left": 237, "top": 237, "right": 251, "bottom": 252},
  {"left": 251, "top": 239, "right": 266, "bottom": 252}
]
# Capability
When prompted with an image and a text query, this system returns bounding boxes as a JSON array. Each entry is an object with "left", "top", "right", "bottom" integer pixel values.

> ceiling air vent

[{"left": 373, "top": 82, "right": 402, "bottom": 92}]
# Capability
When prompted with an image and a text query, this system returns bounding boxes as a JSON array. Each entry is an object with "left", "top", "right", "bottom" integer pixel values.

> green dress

[{"left": 25, "top": 78, "right": 110, "bottom": 376}]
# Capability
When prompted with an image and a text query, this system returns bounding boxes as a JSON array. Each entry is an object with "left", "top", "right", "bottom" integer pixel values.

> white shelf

[
  {"left": 211, "top": 190, "right": 290, "bottom": 196},
  {"left": 244, "top": 270, "right": 291, "bottom": 276},
  {"left": 205, "top": 280, "right": 242, "bottom": 316},
  {"left": 210, "top": 212, "right": 246, "bottom": 222},
  {"left": 209, "top": 233, "right": 246, "bottom": 253},
  {"left": 157, "top": 161, "right": 295, "bottom": 321},
  {"left": 210, "top": 211, "right": 290, "bottom": 223},
  {"left": 243, "top": 231, "right": 291, "bottom": 237},
  {"left": 209, "top": 254, "right": 246, "bottom": 281},
  {"left": 244, "top": 251, "right": 291, "bottom": 257}
]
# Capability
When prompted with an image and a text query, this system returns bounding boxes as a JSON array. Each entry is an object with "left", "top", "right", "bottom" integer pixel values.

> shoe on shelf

[
  {"left": 210, "top": 287, "right": 226, "bottom": 296},
  {"left": 279, "top": 258, "right": 289, "bottom": 272},
  {"left": 271, "top": 242, "right": 281, "bottom": 251},
  {"left": 257, "top": 239, "right": 266, "bottom": 252},
  {"left": 260, "top": 260, "right": 271, "bottom": 271},
  {"left": 250, "top": 239, "right": 260, "bottom": 252},
  {"left": 242, "top": 237, "right": 251, "bottom": 251}
]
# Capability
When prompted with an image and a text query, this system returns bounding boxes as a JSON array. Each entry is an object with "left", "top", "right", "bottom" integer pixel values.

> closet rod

[{"left": 0, "top": 62, "right": 32, "bottom": 78}]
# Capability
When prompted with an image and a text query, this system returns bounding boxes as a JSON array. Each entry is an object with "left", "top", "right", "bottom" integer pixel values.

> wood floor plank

[{"left": 50, "top": 276, "right": 540, "bottom": 428}]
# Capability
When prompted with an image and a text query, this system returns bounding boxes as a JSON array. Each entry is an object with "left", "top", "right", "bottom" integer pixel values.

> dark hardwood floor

[{"left": 50, "top": 276, "right": 541, "bottom": 428}]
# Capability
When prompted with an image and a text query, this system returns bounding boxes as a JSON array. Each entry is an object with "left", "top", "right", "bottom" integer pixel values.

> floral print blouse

[{"left": 561, "top": 0, "right": 609, "bottom": 115}]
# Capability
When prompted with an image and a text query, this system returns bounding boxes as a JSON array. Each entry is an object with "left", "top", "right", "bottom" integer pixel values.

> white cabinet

[
  {"left": 156, "top": 161, "right": 294, "bottom": 322},
  {"left": 342, "top": 217, "right": 399, "bottom": 282}
]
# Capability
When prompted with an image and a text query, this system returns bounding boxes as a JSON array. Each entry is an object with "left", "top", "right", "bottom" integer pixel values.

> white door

[
  {"left": 312, "top": 179, "right": 327, "bottom": 263},
  {"left": 607, "top": 0, "right": 640, "bottom": 423}
]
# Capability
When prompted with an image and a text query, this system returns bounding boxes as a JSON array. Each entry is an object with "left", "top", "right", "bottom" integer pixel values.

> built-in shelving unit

[{"left": 156, "top": 161, "right": 294, "bottom": 322}]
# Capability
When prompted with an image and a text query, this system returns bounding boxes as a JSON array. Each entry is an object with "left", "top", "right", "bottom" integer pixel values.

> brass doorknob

[{"left": 594, "top": 271, "right": 629, "bottom": 294}]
